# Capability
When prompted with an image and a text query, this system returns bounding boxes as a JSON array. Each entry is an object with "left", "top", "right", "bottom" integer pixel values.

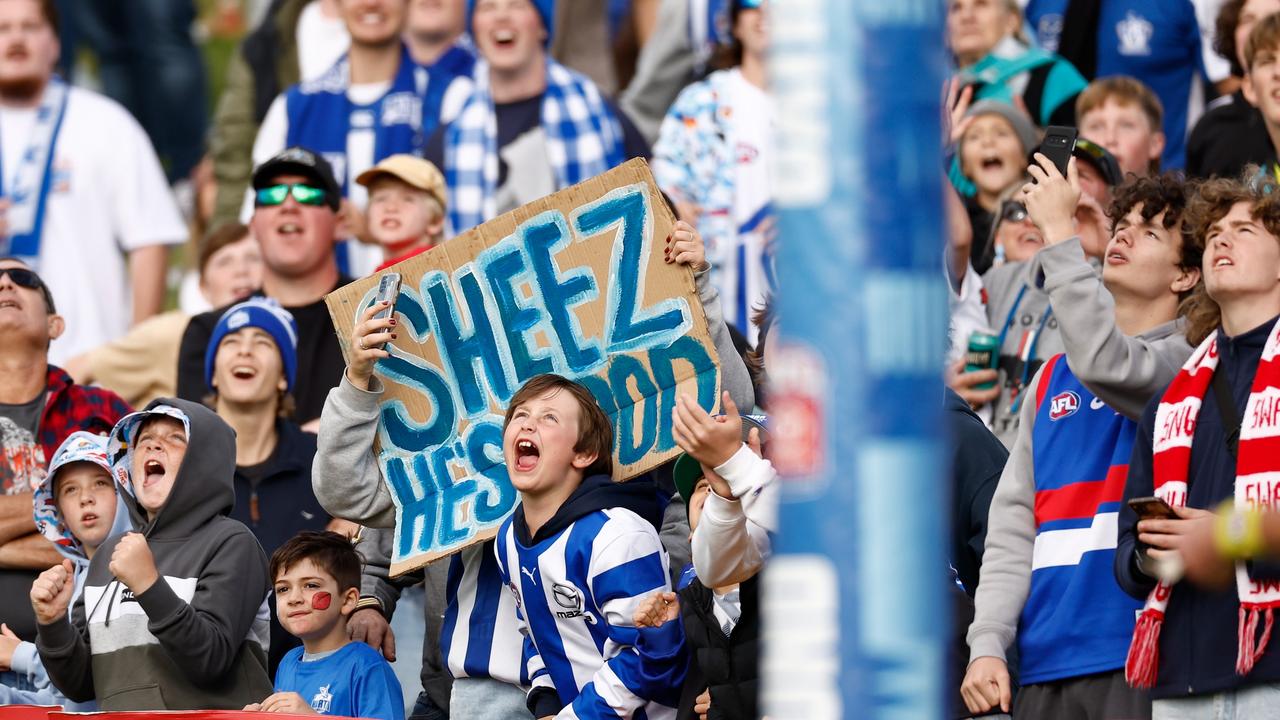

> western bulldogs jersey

[{"left": 1022, "top": 354, "right": 1143, "bottom": 684}]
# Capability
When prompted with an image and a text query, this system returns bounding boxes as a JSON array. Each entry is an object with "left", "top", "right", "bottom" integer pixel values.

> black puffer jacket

[{"left": 676, "top": 576, "right": 758, "bottom": 720}]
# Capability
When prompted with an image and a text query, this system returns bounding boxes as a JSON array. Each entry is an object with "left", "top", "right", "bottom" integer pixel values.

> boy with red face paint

[{"left": 248, "top": 531, "right": 404, "bottom": 718}]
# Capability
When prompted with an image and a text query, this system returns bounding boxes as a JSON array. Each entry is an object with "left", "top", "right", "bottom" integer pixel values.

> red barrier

[
  {"left": 45, "top": 713, "right": 363, "bottom": 720},
  {"left": 0, "top": 705, "right": 60, "bottom": 720}
]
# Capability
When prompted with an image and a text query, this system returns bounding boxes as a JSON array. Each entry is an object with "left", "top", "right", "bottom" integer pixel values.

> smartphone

[
  {"left": 1038, "top": 125, "right": 1078, "bottom": 178},
  {"left": 1127, "top": 496, "right": 1178, "bottom": 521},
  {"left": 370, "top": 272, "right": 401, "bottom": 349}
]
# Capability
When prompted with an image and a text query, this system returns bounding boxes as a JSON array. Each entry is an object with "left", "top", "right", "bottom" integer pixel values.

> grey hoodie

[
  {"left": 967, "top": 238, "right": 1194, "bottom": 665},
  {"left": 36, "top": 398, "right": 273, "bottom": 710}
]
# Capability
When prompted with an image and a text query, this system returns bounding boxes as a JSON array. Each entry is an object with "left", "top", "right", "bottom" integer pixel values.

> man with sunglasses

[
  {"left": 0, "top": 258, "right": 129, "bottom": 655},
  {"left": 176, "top": 147, "right": 352, "bottom": 429},
  {"left": 249, "top": 0, "right": 473, "bottom": 278}
]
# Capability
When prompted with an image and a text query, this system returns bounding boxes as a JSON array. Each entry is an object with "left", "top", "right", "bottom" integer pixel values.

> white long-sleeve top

[{"left": 690, "top": 445, "right": 778, "bottom": 587}]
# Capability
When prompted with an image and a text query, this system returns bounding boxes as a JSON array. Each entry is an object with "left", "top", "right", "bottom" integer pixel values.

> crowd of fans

[{"left": 7, "top": 0, "right": 1280, "bottom": 719}]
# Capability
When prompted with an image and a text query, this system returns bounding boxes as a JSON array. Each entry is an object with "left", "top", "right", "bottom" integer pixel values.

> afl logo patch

[{"left": 1049, "top": 391, "right": 1080, "bottom": 421}]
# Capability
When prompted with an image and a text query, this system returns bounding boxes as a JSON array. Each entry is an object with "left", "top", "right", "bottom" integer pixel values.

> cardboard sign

[{"left": 326, "top": 159, "right": 721, "bottom": 575}]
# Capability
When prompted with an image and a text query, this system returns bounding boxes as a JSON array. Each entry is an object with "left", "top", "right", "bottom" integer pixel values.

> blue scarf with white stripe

[
  {"left": 443, "top": 58, "right": 626, "bottom": 236},
  {"left": 285, "top": 43, "right": 448, "bottom": 192},
  {"left": 0, "top": 77, "right": 69, "bottom": 267}
]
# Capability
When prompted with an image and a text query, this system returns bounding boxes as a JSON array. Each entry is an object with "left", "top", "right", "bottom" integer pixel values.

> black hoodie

[{"left": 36, "top": 398, "right": 273, "bottom": 710}]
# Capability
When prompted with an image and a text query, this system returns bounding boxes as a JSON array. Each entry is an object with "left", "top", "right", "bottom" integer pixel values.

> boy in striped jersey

[{"left": 496, "top": 374, "right": 687, "bottom": 720}]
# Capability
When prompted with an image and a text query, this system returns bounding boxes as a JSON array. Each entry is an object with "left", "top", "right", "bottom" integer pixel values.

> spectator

[
  {"left": 32, "top": 400, "right": 273, "bottom": 710},
  {"left": 1240, "top": 13, "right": 1280, "bottom": 176},
  {"left": 0, "top": 0, "right": 186, "bottom": 365},
  {"left": 946, "top": 388, "right": 1009, "bottom": 598},
  {"left": 205, "top": 297, "right": 330, "bottom": 674},
  {"left": 668, "top": 415, "right": 767, "bottom": 720},
  {"left": 1025, "top": 0, "right": 1204, "bottom": 170},
  {"left": 962, "top": 169, "right": 1200, "bottom": 718},
  {"left": 949, "top": 98, "right": 1041, "bottom": 273},
  {"left": 177, "top": 147, "right": 353, "bottom": 427},
  {"left": 251, "top": 0, "right": 473, "bottom": 276},
  {"left": 0, "top": 258, "right": 129, "bottom": 647},
  {"left": 405, "top": 0, "right": 475, "bottom": 76},
  {"left": 946, "top": 146, "right": 1119, "bottom": 447},
  {"left": 948, "top": 0, "right": 1088, "bottom": 128},
  {"left": 355, "top": 154, "right": 449, "bottom": 272},
  {"left": 0, "top": 432, "right": 130, "bottom": 710},
  {"left": 312, "top": 216, "right": 753, "bottom": 718},
  {"left": 66, "top": 0, "right": 207, "bottom": 182},
  {"left": 619, "top": 0, "right": 706, "bottom": 143},
  {"left": 210, "top": 0, "right": 352, "bottom": 229},
  {"left": 246, "top": 531, "right": 404, "bottom": 719},
  {"left": 494, "top": 373, "right": 685, "bottom": 719},
  {"left": 65, "top": 223, "right": 264, "bottom": 409},
  {"left": 1077, "top": 75, "right": 1167, "bottom": 178},
  {"left": 987, "top": 194, "right": 1046, "bottom": 268},
  {"left": 425, "top": 0, "right": 650, "bottom": 237},
  {"left": 652, "top": 0, "right": 774, "bottom": 341},
  {"left": 1116, "top": 173, "right": 1280, "bottom": 710},
  {"left": 1187, "top": 0, "right": 1279, "bottom": 180}
]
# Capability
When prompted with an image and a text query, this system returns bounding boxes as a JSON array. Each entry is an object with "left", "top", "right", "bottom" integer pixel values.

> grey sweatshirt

[
  {"left": 36, "top": 399, "right": 272, "bottom": 710},
  {"left": 967, "top": 238, "right": 1193, "bottom": 664}
]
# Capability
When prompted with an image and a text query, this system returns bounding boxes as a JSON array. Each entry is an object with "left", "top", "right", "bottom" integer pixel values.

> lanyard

[
  {"left": 0, "top": 77, "right": 69, "bottom": 267},
  {"left": 995, "top": 284, "right": 1053, "bottom": 413}
]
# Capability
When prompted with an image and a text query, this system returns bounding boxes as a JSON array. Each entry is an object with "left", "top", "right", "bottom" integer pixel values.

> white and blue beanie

[{"left": 204, "top": 297, "right": 299, "bottom": 393}]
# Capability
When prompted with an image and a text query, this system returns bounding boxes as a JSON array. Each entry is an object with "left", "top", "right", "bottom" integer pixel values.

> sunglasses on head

[
  {"left": 254, "top": 183, "right": 329, "bottom": 208},
  {"left": 999, "top": 200, "right": 1028, "bottom": 224},
  {"left": 0, "top": 266, "right": 56, "bottom": 312}
]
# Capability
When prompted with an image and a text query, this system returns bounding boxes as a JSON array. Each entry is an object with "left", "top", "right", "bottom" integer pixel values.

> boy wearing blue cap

[{"left": 206, "top": 297, "right": 331, "bottom": 673}]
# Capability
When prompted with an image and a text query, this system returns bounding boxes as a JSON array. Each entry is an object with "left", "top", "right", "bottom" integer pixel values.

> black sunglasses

[
  {"left": 999, "top": 200, "right": 1029, "bottom": 224},
  {"left": 0, "top": 266, "right": 56, "bottom": 313}
]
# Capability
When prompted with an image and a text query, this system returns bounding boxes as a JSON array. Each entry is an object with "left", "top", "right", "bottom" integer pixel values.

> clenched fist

[
  {"left": 109, "top": 533, "right": 159, "bottom": 594},
  {"left": 31, "top": 559, "right": 76, "bottom": 624}
]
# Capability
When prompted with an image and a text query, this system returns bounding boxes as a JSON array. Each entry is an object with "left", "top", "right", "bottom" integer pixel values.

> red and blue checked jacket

[
  {"left": 1019, "top": 354, "right": 1143, "bottom": 685},
  {"left": 35, "top": 365, "right": 131, "bottom": 466}
]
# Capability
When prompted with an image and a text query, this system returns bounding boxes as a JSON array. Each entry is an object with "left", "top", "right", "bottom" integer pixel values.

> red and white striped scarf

[{"left": 1127, "top": 323, "right": 1280, "bottom": 688}]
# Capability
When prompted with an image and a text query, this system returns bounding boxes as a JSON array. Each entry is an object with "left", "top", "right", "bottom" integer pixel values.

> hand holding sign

[{"left": 666, "top": 219, "right": 708, "bottom": 271}]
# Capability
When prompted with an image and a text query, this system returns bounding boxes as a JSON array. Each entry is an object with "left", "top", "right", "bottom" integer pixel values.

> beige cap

[{"left": 355, "top": 154, "right": 447, "bottom": 208}]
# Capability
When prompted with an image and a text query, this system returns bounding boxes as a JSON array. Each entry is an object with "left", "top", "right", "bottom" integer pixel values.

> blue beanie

[
  {"left": 467, "top": 0, "right": 555, "bottom": 44},
  {"left": 204, "top": 297, "right": 299, "bottom": 394}
]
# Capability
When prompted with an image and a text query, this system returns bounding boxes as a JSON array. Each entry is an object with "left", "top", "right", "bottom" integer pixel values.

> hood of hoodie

[
  {"left": 33, "top": 432, "right": 134, "bottom": 572},
  {"left": 515, "top": 473, "right": 666, "bottom": 546},
  {"left": 107, "top": 398, "right": 238, "bottom": 539}
]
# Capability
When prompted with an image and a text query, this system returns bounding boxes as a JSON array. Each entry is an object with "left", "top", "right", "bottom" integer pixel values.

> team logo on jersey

[
  {"left": 1049, "top": 391, "right": 1081, "bottom": 421},
  {"left": 1116, "top": 11, "right": 1153, "bottom": 56},
  {"left": 311, "top": 684, "right": 333, "bottom": 714},
  {"left": 551, "top": 582, "right": 595, "bottom": 623}
]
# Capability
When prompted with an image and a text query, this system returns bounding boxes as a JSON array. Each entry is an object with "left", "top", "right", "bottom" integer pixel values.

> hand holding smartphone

[
  {"left": 1037, "top": 126, "right": 1078, "bottom": 179},
  {"left": 369, "top": 272, "right": 401, "bottom": 351},
  {"left": 1127, "top": 496, "right": 1178, "bottom": 521}
]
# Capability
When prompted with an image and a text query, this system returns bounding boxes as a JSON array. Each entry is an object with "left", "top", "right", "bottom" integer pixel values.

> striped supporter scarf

[
  {"left": 1127, "top": 322, "right": 1280, "bottom": 688},
  {"left": 443, "top": 58, "right": 625, "bottom": 236}
]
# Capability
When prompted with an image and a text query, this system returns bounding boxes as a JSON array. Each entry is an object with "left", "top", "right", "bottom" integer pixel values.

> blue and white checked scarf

[{"left": 444, "top": 58, "right": 626, "bottom": 236}]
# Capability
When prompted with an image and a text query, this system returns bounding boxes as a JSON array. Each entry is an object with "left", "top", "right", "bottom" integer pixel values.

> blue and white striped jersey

[
  {"left": 440, "top": 541, "right": 527, "bottom": 687},
  {"left": 497, "top": 506, "right": 687, "bottom": 719}
]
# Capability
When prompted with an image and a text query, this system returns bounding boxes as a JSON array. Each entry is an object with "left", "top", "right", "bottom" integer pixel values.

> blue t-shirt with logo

[
  {"left": 1025, "top": 0, "right": 1203, "bottom": 170},
  {"left": 274, "top": 641, "right": 405, "bottom": 719}
]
